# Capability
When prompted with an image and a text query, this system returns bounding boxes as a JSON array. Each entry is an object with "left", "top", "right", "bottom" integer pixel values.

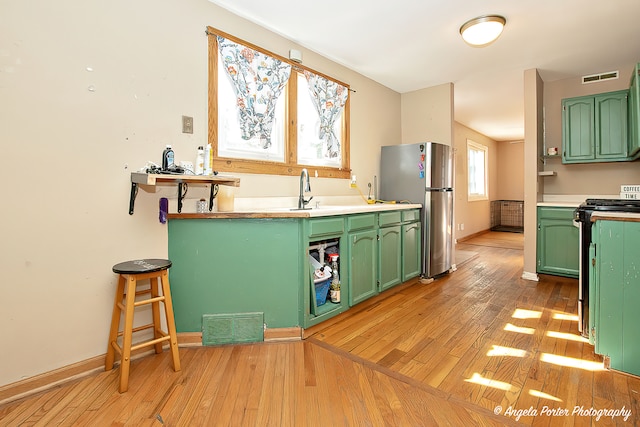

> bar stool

[{"left": 105, "top": 259, "right": 181, "bottom": 393}]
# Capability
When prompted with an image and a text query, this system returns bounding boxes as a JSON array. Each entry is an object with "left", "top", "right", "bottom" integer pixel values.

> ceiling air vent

[{"left": 582, "top": 70, "right": 619, "bottom": 84}]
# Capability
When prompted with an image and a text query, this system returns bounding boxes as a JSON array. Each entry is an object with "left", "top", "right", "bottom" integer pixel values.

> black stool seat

[{"left": 112, "top": 259, "right": 172, "bottom": 274}]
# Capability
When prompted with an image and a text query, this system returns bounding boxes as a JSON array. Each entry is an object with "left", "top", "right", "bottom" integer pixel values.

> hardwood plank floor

[
  {"left": 1, "top": 232, "right": 638, "bottom": 426},
  {"left": 0, "top": 342, "right": 512, "bottom": 426},
  {"left": 310, "top": 232, "right": 640, "bottom": 426}
]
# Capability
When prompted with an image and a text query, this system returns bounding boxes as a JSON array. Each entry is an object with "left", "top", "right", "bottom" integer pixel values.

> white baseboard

[{"left": 521, "top": 271, "right": 539, "bottom": 281}]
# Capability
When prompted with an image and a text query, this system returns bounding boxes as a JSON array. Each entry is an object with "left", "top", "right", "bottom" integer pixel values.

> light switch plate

[{"left": 182, "top": 115, "right": 193, "bottom": 134}]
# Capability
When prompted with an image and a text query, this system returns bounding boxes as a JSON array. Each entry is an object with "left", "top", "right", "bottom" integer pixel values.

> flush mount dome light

[{"left": 460, "top": 15, "right": 506, "bottom": 47}]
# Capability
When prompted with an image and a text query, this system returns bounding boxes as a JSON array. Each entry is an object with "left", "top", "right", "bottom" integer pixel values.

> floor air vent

[
  {"left": 202, "top": 312, "right": 264, "bottom": 345},
  {"left": 582, "top": 70, "right": 619, "bottom": 84}
]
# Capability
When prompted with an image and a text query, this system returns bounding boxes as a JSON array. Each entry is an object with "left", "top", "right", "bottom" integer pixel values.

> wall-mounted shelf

[
  {"left": 129, "top": 172, "right": 240, "bottom": 215},
  {"left": 539, "top": 154, "right": 561, "bottom": 166},
  {"left": 538, "top": 171, "right": 557, "bottom": 176}
]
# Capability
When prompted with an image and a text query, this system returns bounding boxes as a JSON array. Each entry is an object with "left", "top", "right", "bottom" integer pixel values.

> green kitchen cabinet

[
  {"left": 562, "top": 96, "right": 594, "bottom": 162},
  {"left": 169, "top": 207, "right": 422, "bottom": 334},
  {"left": 347, "top": 214, "right": 378, "bottom": 306},
  {"left": 378, "top": 209, "right": 422, "bottom": 292},
  {"left": 303, "top": 217, "right": 348, "bottom": 328},
  {"left": 629, "top": 63, "right": 640, "bottom": 157},
  {"left": 562, "top": 90, "right": 629, "bottom": 163},
  {"left": 536, "top": 207, "right": 579, "bottom": 278},
  {"left": 168, "top": 218, "right": 302, "bottom": 332},
  {"left": 402, "top": 211, "right": 422, "bottom": 281},
  {"left": 590, "top": 219, "right": 640, "bottom": 377},
  {"left": 378, "top": 211, "right": 402, "bottom": 292}
]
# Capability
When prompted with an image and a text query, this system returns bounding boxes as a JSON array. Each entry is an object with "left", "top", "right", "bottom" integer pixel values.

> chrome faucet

[{"left": 298, "top": 168, "right": 313, "bottom": 209}]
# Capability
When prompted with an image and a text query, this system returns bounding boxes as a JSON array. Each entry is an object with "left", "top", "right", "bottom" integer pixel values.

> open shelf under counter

[{"left": 129, "top": 172, "right": 240, "bottom": 214}]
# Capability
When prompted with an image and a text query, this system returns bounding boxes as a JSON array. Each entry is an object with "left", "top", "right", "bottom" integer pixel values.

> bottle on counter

[
  {"left": 329, "top": 253, "right": 341, "bottom": 303},
  {"left": 162, "top": 145, "right": 175, "bottom": 170},
  {"left": 195, "top": 146, "right": 205, "bottom": 175},
  {"left": 204, "top": 144, "right": 212, "bottom": 175}
]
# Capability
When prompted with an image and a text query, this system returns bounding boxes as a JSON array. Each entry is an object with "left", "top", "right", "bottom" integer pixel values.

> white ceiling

[{"left": 208, "top": 0, "right": 640, "bottom": 142}]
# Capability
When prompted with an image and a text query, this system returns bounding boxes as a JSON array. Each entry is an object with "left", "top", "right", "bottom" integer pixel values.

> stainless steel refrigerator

[{"left": 379, "top": 142, "right": 454, "bottom": 278}]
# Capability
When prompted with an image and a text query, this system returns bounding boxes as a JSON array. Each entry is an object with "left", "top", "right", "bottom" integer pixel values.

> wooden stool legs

[
  {"left": 159, "top": 270, "right": 181, "bottom": 372},
  {"left": 105, "top": 269, "right": 180, "bottom": 393}
]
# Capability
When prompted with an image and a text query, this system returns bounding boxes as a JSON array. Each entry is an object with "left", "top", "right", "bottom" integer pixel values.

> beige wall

[
  {"left": 0, "top": 0, "right": 402, "bottom": 387},
  {"left": 523, "top": 68, "right": 545, "bottom": 278},
  {"left": 542, "top": 63, "right": 640, "bottom": 196},
  {"left": 401, "top": 83, "right": 454, "bottom": 146},
  {"left": 496, "top": 141, "right": 525, "bottom": 200},
  {"left": 453, "top": 122, "right": 499, "bottom": 240}
]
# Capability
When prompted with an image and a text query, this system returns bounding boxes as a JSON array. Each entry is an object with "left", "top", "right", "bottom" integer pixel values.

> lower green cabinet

[
  {"left": 378, "top": 210, "right": 421, "bottom": 292},
  {"left": 169, "top": 208, "right": 423, "bottom": 333},
  {"left": 168, "top": 218, "right": 302, "bottom": 333},
  {"left": 590, "top": 219, "right": 640, "bottom": 377},
  {"left": 348, "top": 228, "right": 378, "bottom": 305},
  {"left": 402, "top": 221, "right": 421, "bottom": 281},
  {"left": 379, "top": 225, "right": 402, "bottom": 291},
  {"left": 536, "top": 207, "right": 579, "bottom": 278},
  {"left": 378, "top": 211, "right": 402, "bottom": 292}
]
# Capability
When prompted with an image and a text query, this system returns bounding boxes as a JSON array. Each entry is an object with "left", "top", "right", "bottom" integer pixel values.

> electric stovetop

[{"left": 577, "top": 198, "right": 640, "bottom": 214}]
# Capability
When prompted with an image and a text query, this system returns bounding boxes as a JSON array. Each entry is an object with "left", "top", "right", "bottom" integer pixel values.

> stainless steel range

[{"left": 573, "top": 198, "right": 640, "bottom": 337}]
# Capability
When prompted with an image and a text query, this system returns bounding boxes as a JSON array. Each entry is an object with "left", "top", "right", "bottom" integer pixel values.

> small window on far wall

[{"left": 467, "top": 139, "right": 488, "bottom": 201}]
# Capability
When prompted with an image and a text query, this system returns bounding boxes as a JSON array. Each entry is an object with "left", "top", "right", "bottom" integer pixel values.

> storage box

[
  {"left": 309, "top": 254, "right": 332, "bottom": 306},
  {"left": 315, "top": 278, "right": 331, "bottom": 306}
]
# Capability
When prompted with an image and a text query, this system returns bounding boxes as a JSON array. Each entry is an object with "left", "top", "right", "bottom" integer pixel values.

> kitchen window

[
  {"left": 207, "top": 27, "right": 351, "bottom": 179},
  {"left": 467, "top": 139, "right": 488, "bottom": 201}
]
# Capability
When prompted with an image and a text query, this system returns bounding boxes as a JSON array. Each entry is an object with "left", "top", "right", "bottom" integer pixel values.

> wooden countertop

[
  {"left": 591, "top": 211, "right": 640, "bottom": 222},
  {"left": 168, "top": 203, "right": 422, "bottom": 219},
  {"left": 132, "top": 172, "right": 240, "bottom": 186},
  {"left": 536, "top": 202, "right": 580, "bottom": 208}
]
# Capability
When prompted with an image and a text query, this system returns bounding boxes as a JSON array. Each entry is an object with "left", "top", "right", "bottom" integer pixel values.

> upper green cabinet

[
  {"left": 629, "top": 63, "right": 640, "bottom": 157},
  {"left": 562, "top": 90, "right": 629, "bottom": 163},
  {"left": 562, "top": 96, "right": 594, "bottom": 161}
]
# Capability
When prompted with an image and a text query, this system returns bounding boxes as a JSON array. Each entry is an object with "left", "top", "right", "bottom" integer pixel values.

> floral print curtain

[
  {"left": 217, "top": 36, "right": 291, "bottom": 148},
  {"left": 303, "top": 70, "right": 349, "bottom": 158}
]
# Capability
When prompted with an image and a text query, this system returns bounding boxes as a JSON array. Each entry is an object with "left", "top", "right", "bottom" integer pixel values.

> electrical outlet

[{"left": 182, "top": 115, "right": 193, "bottom": 134}]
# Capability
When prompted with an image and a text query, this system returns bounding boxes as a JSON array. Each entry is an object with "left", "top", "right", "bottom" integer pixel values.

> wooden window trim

[{"left": 206, "top": 26, "right": 351, "bottom": 179}]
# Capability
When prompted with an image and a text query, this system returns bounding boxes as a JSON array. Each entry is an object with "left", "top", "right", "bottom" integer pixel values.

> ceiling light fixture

[{"left": 460, "top": 15, "right": 506, "bottom": 47}]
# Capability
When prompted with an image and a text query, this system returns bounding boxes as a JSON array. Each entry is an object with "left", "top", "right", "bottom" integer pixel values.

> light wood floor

[{"left": 1, "top": 232, "right": 638, "bottom": 426}]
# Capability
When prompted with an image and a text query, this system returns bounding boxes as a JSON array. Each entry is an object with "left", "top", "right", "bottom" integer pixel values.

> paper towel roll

[{"left": 217, "top": 186, "right": 234, "bottom": 212}]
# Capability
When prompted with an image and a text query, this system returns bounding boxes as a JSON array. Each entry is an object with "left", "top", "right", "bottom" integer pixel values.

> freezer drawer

[{"left": 424, "top": 190, "right": 453, "bottom": 277}]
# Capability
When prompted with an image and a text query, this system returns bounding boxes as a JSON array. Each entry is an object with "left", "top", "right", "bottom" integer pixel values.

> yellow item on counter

[{"left": 351, "top": 183, "right": 398, "bottom": 204}]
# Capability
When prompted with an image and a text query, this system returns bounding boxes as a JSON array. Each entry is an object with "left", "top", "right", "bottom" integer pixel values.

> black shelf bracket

[
  {"left": 129, "top": 182, "right": 139, "bottom": 215},
  {"left": 177, "top": 182, "right": 189, "bottom": 213},
  {"left": 209, "top": 184, "right": 219, "bottom": 211}
]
